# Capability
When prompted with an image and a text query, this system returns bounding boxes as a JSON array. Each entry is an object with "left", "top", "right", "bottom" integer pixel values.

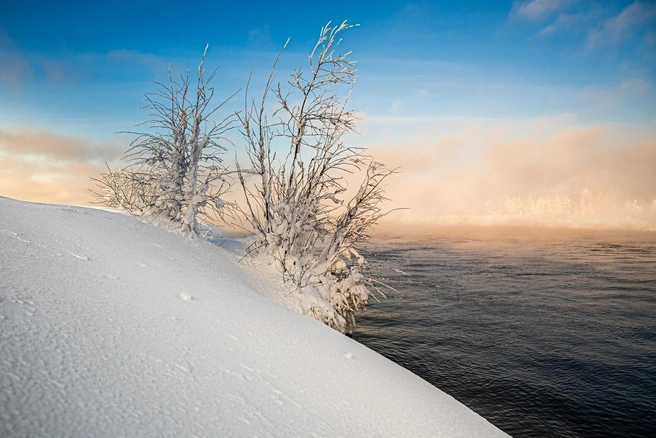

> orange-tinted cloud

[
  {"left": 0, "top": 154, "right": 106, "bottom": 205},
  {"left": 0, "top": 129, "right": 123, "bottom": 163},
  {"left": 0, "top": 128, "right": 126, "bottom": 205}
]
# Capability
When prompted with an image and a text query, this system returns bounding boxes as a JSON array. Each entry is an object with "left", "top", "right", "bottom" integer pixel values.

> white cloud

[
  {"left": 580, "top": 78, "right": 651, "bottom": 109},
  {"left": 619, "top": 78, "right": 650, "bottom": 95},
  {"left": 588, "top": 1, "right": 656, "bottom": 46},
  {"left": 540, "top": 12, "right": 585, "bottom": 36},
  {"left": 390, "top": 99, "right": 405, "bottom": 113},
  {"left": 512, "top": 0, "right": 573, "bottom": 21}
]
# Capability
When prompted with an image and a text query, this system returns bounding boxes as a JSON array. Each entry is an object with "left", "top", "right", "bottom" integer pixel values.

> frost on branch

[
  {"left": 237, "top": 21, "right": 396, "bottom": 334},
  {"left": 92, "top": 46, "right": 235, "bottom": 235}
]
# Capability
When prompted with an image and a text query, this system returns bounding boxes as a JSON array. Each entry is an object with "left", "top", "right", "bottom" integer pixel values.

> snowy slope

[{"left": 0, "top": 196, "right": 508, "bottom": 437}]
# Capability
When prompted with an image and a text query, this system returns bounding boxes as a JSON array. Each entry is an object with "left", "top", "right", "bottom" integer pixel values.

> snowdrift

[{"left": 0, "top": 196, "right": 508, "bottom": 437}]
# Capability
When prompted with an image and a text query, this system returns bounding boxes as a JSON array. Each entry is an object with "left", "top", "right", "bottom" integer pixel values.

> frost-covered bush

[
  {"left": 92, "top": 22, "right": 394, "bottom": 332},
  {"left": 93, "top": 46, "right": 234, "bottom": 235},
  {"left": 237, "top": 21, "right": 395, "bottom": 334}
]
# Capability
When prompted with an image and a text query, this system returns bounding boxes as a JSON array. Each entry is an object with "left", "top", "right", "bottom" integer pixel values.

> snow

[{"left": 0, "top": 196, "right": 509, "bottom": 437}]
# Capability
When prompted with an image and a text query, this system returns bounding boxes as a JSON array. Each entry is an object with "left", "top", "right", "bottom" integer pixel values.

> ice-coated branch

[
  {"left": 235, "top": 21, "right": 395, "bottom": 334},
  {"left": 92, "top": 46, "right": 236, "bottom": 235}
]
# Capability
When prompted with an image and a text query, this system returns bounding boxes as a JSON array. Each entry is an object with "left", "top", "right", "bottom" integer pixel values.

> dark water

[{"left": 353, "top": 228, "right": 656, "bottom": 437}]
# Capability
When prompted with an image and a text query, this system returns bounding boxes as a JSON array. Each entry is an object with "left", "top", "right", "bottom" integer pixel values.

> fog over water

[{"left": 367, "top": 120, "right": 656, "bottom": 231}]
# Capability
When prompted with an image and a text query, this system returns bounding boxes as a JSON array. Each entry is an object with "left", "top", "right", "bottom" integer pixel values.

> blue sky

[{"left": 1, "top": 0, "right": 655, "bottom": 219}]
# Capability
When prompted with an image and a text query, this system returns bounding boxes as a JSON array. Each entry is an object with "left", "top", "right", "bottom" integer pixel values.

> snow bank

[{"left": 0, "top": 196, "right": 508, "bottom": 437}]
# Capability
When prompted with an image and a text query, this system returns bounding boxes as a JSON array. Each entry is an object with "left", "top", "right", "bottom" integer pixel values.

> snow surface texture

[{"left": 0, "top": 196, "right": 508, "bottom": 437}]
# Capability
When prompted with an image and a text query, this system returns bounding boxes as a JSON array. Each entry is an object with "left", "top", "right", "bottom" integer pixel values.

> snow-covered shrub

[
  {"left": 93, "top": 46, "right": 234, "bottom": 235},
  {"left": 237, "top": 21, "right": 395, "bottom": 334}
]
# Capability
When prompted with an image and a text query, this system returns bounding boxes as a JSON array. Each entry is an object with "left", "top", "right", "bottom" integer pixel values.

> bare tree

[
  {"left": 237, "top": 21, "right": 396, "bottom": 333},
  {"left": 93, "top": 45, "right": 235, "bottom": 234}
]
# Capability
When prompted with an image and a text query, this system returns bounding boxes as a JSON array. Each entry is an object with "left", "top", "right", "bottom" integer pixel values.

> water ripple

[{"left": 355, "top": 229, "right": 656, "bottom": 438}]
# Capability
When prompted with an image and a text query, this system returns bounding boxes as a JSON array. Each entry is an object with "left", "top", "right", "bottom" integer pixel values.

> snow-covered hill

[{"left": 0, "top": 196, "right": 508, "bottom": 437}]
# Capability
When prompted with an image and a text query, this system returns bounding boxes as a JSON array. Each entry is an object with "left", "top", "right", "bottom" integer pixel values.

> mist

[{"left": 365, "top": 118, "right": 656, "bottom": 230}]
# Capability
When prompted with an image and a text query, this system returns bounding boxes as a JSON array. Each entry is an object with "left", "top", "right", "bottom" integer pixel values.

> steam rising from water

[{"left": 366, "top": 120, "right": 656, "bottom": 230}]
